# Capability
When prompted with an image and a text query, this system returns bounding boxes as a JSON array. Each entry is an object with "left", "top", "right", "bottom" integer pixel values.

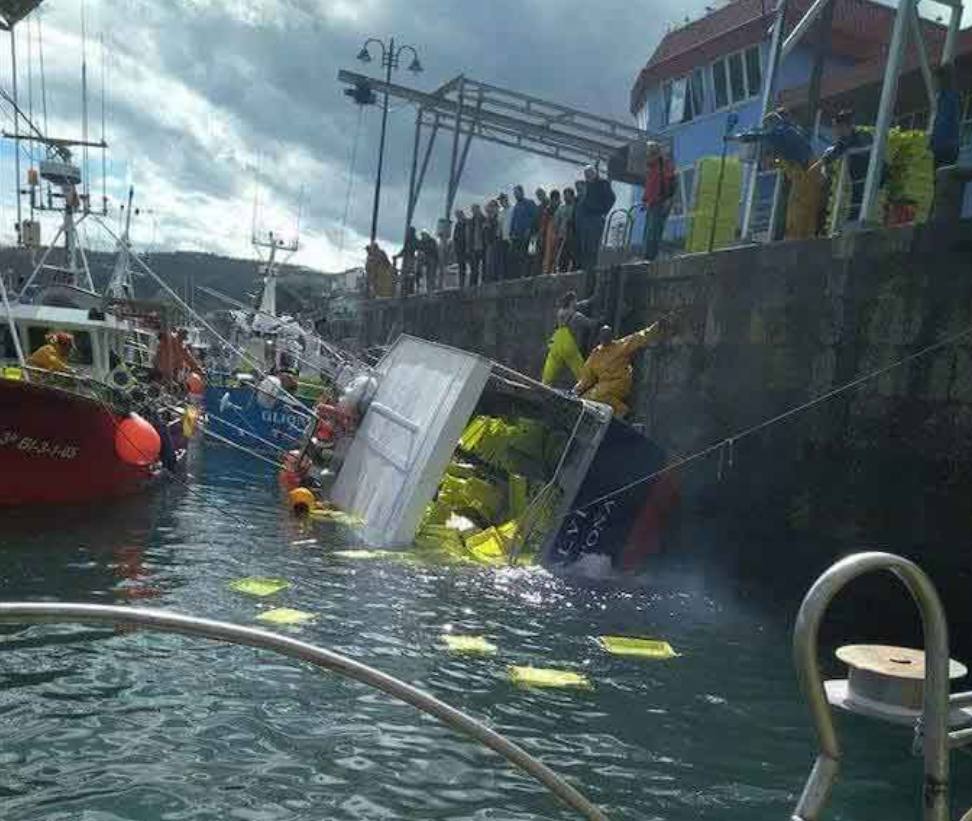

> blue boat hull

[{"left": 203, "top": 385, "right": 310, "bottom": 452}]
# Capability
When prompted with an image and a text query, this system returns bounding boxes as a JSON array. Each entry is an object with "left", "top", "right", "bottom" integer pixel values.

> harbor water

[{"left": 2, "top": 444, "right": 971, "bottom": 820}]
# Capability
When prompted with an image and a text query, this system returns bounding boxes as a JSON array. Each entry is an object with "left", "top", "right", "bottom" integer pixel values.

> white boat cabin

[{"left": 0, "top": 303, "right": 154, "bottom": 380}]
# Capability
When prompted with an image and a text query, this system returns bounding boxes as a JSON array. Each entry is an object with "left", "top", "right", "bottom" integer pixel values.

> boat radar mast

[{"left": 251, "top": 229, "right": 299, "bottom": 323}]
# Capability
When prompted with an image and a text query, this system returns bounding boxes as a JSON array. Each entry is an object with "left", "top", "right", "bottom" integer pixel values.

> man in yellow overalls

[
  {"left": 574, "top": 320, "right": 669, "bottom": 417},
  {"left": 541, "top": 289, "right": 599, "bottom": 387}
]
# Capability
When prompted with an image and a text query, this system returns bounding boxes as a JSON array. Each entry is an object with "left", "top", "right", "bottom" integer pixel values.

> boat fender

[
  {"left": 186, "top": 372, "right": 205, "bottom": 396},
  {"left": 289, "top": 487, "right": 316, "bottom": 516},
  {"left": 115, "top": 413, "right": 162, "bottom": 467}
]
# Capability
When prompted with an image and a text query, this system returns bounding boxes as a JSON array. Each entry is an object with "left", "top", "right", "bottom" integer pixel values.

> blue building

[{"left": 627, "top": 0, "right": 968, "bottom": 244}]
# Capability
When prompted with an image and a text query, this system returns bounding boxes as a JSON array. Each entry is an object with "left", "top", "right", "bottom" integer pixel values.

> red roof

[
  {"left": 629, "top": 0, "right": 945, "bottom": 114},
  {"left": 778, "top": 27, "right": 972, "bottom": 110}
]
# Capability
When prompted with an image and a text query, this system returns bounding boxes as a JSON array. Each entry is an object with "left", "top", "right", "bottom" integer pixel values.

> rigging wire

[
  {"left": 37, "top": 6, "right": 48, "bottom": 135},
  {"left": 574, "top": 318, "right": 972, "bottom": 513},
  {"left": 25, "top": 19, "right": 34, "bottom": 170},
  {"left": 100, "top": 32, "right": 106, "bottom": 215},
  {"left": 337, "top": 105, "right": 364, "bottom": 265}
]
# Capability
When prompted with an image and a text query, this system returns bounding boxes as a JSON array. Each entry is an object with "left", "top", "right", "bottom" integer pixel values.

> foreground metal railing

[
  {"left": 792, "top": 552, "right": 951, "bottom": 821},
  {"left": 0, "top": 602, "right": 608, "bottom": 821}
]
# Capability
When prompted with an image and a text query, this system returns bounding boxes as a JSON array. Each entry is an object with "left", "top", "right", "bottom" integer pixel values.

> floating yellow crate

[
  {"left": 508, "top": 665, "right": 593, "bottom": 690},
  {"left": 229, "top": 577, "right": 291, "bottom": 597},
  {"left": 257, "top": 607, "right": 316, "bottom": 626},
  {"left": 598, "top": 636, "right": 678, "bottom": 659},
  {"left": 442, "top": 634, "right": 498, "bottom": 655}
]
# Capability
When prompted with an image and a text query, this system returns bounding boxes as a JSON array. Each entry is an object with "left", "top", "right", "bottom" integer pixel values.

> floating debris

[
  {"left": 229, "top": 577, "right": 291, "bottom": 597},
  {"left": 508, "top": 665, "right": 592, "bottom": 690},
  {"left": 442, "top": 634, "right": 498, "bottom": 656},
  {"left": 256, "top": 607, "right": 316, "bottom": 626},
  {"left": 331, "top": 549, "right": 405, "bottom": 561},
  {"left": 598, "top": 636, "right": 679, "bottom": 659},
  {"left": 309, "top": 509, "right": 365, "bottom": 527}
]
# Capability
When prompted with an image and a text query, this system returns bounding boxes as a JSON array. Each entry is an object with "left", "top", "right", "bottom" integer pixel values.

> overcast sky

[
  {"left": 0, "top": 0, "right": 718, "bottom": 272},
  {"left": 1, "top": 0, "right": 961, "bottom": 272}
]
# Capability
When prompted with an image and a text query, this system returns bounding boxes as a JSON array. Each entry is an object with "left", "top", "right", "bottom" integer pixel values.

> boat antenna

[
  {"left": 80, "top": 0, "right": 89, "bottom": 213},
  {"left": 100, "top": 31, "right": 106, "bottom": 215},
  {"left": 10, "top": 18, "right": 22, "bottom": 241},
  {"left": 338, "top": 104, "right": 364, "bottom": 264},
  {"left": 295, "top": 184, "right": 304, "bottom": 243}
]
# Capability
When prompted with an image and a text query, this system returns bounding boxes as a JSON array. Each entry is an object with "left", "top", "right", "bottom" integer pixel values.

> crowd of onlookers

[
  {"left": 363, "top": 66, "right": 965, "bottom": 301},
  {"left": 364, "top": 165, "right": 618, "bottom": 299}
]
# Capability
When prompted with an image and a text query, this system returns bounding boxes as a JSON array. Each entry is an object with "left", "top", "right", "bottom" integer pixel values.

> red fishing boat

[{"left": 0, "top": 151, "right": 193, "bottom": 507}]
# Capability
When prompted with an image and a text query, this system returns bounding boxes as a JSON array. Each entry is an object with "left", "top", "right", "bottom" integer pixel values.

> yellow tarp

[
  {"left": 508, "top": 665, "right": 593, "bottom": 690},
  {"left": 442, "top": 634, "right": 498, "bottom": 655},
  {"left": 257, "top": 607, "right": 316, "bottom": 625},
  {"left": 598, "top": 636, "right": 678, "bottom": 659},
  {"left": 229, "top": 577, "right": 291, "bottom": 597}
]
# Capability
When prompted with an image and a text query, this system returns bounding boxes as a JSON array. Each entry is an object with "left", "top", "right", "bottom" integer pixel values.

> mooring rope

[{"left": 574, "top": 318, "right": 972, "bottom": 512}]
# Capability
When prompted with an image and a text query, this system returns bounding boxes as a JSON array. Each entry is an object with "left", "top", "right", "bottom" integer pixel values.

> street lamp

[{"left": 355, "top": 37, "right": 422, "bottom": 246}]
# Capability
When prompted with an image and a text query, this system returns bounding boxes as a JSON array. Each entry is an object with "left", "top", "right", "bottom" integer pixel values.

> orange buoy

[
  {"left": 186, "top": 372, "right": 205, "bottom": 396},
  {"left": 288, "top": 487, "right": 316, "bottom": 515},
  {"left": 115, "top": 413, "right": 162, "bottom": 466}
]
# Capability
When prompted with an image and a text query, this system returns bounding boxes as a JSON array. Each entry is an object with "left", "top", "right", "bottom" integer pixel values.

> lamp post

[{"left": 356, "top": 37, "right": 423, "bottom": 246}]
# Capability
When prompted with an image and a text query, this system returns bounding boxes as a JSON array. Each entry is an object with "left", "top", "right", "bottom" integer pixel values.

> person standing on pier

[
  {"left": 556, "top": 186, "right": 577, "bottom": 272},
  {"left": 483, "top": 200, "right": 501, "bottom": 283},
  {"left": 497, "top": 192, "right": 514, "bottom": 279},
  {"left": 394, "top": 227, "right": 419, "bottom": 297},
  {"left": 930, "top": 64, "right": 961, "bottom": 169},
  {"left": 417, "top": 231, "right": 439, "bottom": 293},
  {"left": 542, "top": 189, "right": 561, "bottom": 274},
  {"left": 641, "top": 142, "right": 676, "bottom": 261},
  {"left": 468, "top": 204, "right": 487, "bottom": 286},
  {"left": 576, "top": 166, "right": 615, "bottom": 293},
  {"left": 452, "top": 210, "right": 469, "bottom": 288},
  {"left": 510, "top": 185, "right": 539, "bottom": 280}
]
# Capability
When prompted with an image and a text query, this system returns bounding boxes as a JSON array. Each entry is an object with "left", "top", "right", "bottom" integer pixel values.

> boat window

[
  {"left": 0, "top": 325, "right": 16, "bottom": 360},
  {"left": 26, "top": 326, "right": 94, "bottom": 366}
]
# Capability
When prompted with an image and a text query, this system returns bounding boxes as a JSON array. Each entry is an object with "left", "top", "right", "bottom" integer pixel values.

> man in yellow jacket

[
  {"left": 573, "top": 320, "right": 669, "bottom": 417},
  {"left": 27, "top": 331, "right": 75, "bottom": 373}
]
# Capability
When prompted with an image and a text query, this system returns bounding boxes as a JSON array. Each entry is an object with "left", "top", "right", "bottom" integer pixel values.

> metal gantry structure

[
  {"left": 741, "top": 0, "right": 966, "bottom": 237},
  {"left": 338, "top": 69, "right": 659, "bottom": 242}
]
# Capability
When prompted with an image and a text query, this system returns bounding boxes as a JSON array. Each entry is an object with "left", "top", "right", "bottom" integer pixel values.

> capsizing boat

[{"left": 287, "top": 334, "right": 678, "bottom": 572}]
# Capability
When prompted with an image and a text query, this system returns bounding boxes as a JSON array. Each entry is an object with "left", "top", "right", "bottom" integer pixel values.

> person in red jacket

[{"left": 642, "top": 141, "right": 677, "bottom": 262}]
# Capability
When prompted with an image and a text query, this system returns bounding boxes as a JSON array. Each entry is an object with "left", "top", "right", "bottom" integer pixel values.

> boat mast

[{"left": 105, "top": 185, "right": 135, "bottom": 299}]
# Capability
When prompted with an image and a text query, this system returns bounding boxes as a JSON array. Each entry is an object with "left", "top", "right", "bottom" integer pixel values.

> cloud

[{"left": 0, "top": 0, "right": 702, "bottom": 272}]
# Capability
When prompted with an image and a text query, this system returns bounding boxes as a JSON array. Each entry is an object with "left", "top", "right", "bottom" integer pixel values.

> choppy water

[{"left": 2, "top": 444, "right": 971, "bottom": 820}]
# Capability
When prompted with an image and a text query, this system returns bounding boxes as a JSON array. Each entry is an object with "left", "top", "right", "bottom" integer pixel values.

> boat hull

[
  {"left": 203, "top": 384, "right": 309, "bottom": 451},
  {"left": 546, "top": 418, "right": 678, "bottom": 571},
  {"left": 0, "top": 379, "right": 177, "bottom": 506}
]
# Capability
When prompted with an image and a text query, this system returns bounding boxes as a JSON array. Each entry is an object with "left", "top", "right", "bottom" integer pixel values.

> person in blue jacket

[
  {"left": 509, "top": 185, "right": 539, "bottom": 280},
  {"left": 931, "top": 64, "right": 961, "bottom": 169},
  {"left": 575, "top": 165, "right": 615, "bottom": 295}
]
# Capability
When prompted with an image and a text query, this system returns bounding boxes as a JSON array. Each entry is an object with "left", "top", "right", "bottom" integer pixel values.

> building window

[
  {"left": 745, "top": 47, "right": 762, "bottom": 98},
  {"left": 663, "top": 69, "right": 707, "bottom": 126},
  {"left": 711, "top": 45, "right": 762, "bottom": 109}
]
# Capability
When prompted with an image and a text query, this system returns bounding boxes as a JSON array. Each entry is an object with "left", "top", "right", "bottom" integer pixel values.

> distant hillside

[{"left": 0, "top": 245, "right": 341, "bottom": 317}]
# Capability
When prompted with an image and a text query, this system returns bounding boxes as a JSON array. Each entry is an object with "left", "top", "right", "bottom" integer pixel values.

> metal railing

[
  {"left": 792, "top": 552, "right": 951, "bottom": 821},
  {"left": 0, "top": 602, "right": 608, "bottom": 821}
]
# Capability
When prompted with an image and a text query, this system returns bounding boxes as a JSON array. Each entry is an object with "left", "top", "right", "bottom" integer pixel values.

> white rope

[
  {"left": 575, "top": 319, "right": 972, "bottom": 511},
  {"left": 338, "top": 105, "right": 365, "bottom": 264}
]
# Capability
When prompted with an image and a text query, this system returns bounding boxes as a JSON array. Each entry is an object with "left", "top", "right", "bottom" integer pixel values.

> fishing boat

[
  {"left": 201, "top": 231, "right": 365, "bottom": 452},
  {"left": 0, "top": 152, "right": 192, "bottom": 507},
  {"left": 287, "top": 334, "right": 676, "bottom": 571}
]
